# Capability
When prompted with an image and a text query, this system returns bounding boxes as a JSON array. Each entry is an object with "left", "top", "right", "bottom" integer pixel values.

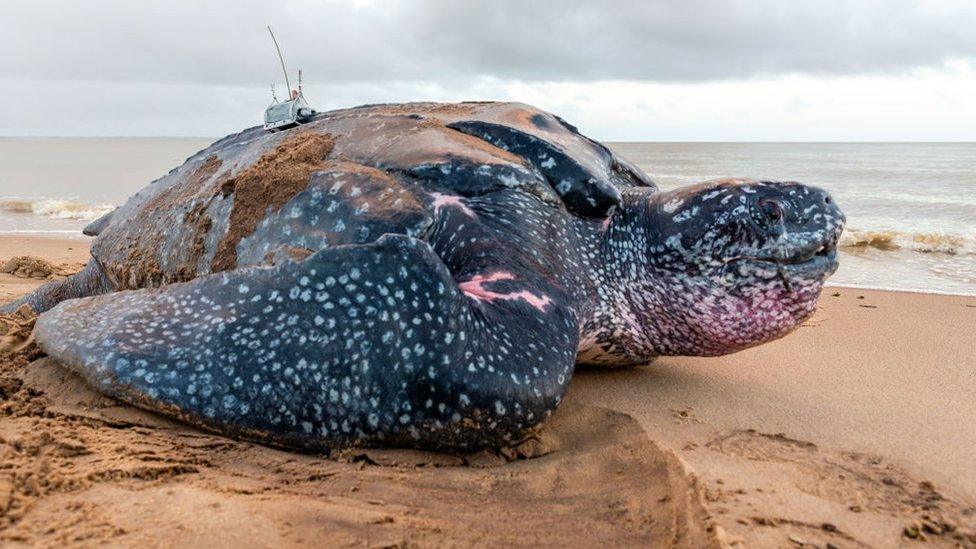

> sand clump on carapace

[
  {"left": 210, "top": 132, "right": 335, "bottom": 271},
  {"left": 90, "top": 132, "right": 336, "bottom": 289}
]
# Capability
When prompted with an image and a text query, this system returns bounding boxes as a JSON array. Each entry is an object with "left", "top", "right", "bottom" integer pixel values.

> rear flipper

[
  {"left": 1, "top": 259, "right": 112, "bottom": 315},
  {"left": 34, "top": 235, "right": 579, "bottom": 451}
]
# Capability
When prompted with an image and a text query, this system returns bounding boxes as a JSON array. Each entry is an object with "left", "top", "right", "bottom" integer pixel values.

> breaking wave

[
  {"left": 840, "top": 229, "right": 976, "bottom": 256},
  {"left": 0, "top": 198, "right": 114, "bottom": 222}
]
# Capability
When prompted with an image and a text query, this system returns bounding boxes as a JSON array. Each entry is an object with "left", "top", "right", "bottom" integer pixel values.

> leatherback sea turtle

[{"left": 9, "top": 102, "right": 845, "bottom": 451}]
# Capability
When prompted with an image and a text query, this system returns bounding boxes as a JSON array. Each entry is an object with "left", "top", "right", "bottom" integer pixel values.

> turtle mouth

[
  {"left": 728, "top": 240, "right": 839, "bottom": 292},
  {"left": 754, "top": 242, "right": 836, "bottom": 267}
]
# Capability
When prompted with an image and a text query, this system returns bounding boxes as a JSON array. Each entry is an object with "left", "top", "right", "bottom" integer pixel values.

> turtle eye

[{"left": 758, "top": 198, "right": 784, "bottom": 224}]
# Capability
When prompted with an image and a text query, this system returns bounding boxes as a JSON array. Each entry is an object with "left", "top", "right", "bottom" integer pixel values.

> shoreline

[
  {"left": 0, "top": 230, "right": 94, "bottom": 236},
  {"left": 1, "top": 235, "right": 975, "bottom": 546}
]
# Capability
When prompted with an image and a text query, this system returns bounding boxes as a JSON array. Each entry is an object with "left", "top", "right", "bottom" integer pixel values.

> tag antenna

[{"left": 267, "top": 26, "right": 292, "bottom": 94}]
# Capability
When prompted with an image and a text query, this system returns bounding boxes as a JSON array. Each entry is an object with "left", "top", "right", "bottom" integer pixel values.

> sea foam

[
  {"left": 0, "top": 198, "right": 114, "bottom": 222},
  {"left": 840, "top": 229, "right": 976, "bottom": 256}
]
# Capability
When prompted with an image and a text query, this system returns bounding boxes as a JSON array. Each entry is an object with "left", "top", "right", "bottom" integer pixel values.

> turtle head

[{"left": 615, "top": 178, "right": 845, "bottom": 357}]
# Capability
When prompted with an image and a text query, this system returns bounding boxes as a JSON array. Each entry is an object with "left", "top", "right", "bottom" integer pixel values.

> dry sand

[{"left": 0, "top": 235, "right": 974, "bottom": 547}]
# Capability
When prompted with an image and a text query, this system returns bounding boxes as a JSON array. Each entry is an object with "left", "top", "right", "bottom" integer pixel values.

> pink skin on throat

[
  {"left": 458, "top": 271, "right": 552, "bottom": 312},
  {"left": 430, "top": 192, "right": 476, "bottom": 218}
]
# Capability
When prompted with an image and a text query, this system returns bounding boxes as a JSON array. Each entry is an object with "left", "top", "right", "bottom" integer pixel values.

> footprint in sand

[{"left": 706, "top": 429, "right": 976, "bottom": 546}]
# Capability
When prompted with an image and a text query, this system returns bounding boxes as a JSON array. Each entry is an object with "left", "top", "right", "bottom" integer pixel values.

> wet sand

[{"left": 0, "top": 235, "right": 974, "bottom": 547}]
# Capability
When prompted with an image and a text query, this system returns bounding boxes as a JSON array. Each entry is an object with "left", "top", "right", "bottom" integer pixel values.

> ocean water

[
  {"left": 0, "top": 138, "right": 212, "bottom": 233},
  {"left": 0, "top": 138, "right": 972, "bottom": 295}
]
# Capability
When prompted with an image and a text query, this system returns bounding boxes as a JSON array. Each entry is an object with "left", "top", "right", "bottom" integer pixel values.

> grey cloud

[{"left": 2, "top": 0, "right": 975, "bottom": 87}]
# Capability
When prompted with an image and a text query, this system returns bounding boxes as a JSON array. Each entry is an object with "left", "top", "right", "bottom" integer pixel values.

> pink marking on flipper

[
  {"left": 457, "top": 271, "right": 552, "bottom": 312},
  {"left": 430, "top": 192, "right": 476, "bottom": 218}
]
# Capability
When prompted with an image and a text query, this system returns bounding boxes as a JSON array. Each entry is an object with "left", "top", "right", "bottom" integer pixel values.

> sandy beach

[{"left": 0, "top": 235, "right": 974, "bottom": 547}]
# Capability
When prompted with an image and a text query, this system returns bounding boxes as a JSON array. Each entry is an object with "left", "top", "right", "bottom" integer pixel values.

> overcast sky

[{"left": 1, "top": 0, "right": 974, "bottom": 140}]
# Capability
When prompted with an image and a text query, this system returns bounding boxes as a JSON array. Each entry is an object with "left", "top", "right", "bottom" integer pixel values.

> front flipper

[{"left": 34, "top": 235, "right": 578, "bottom": 451}]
